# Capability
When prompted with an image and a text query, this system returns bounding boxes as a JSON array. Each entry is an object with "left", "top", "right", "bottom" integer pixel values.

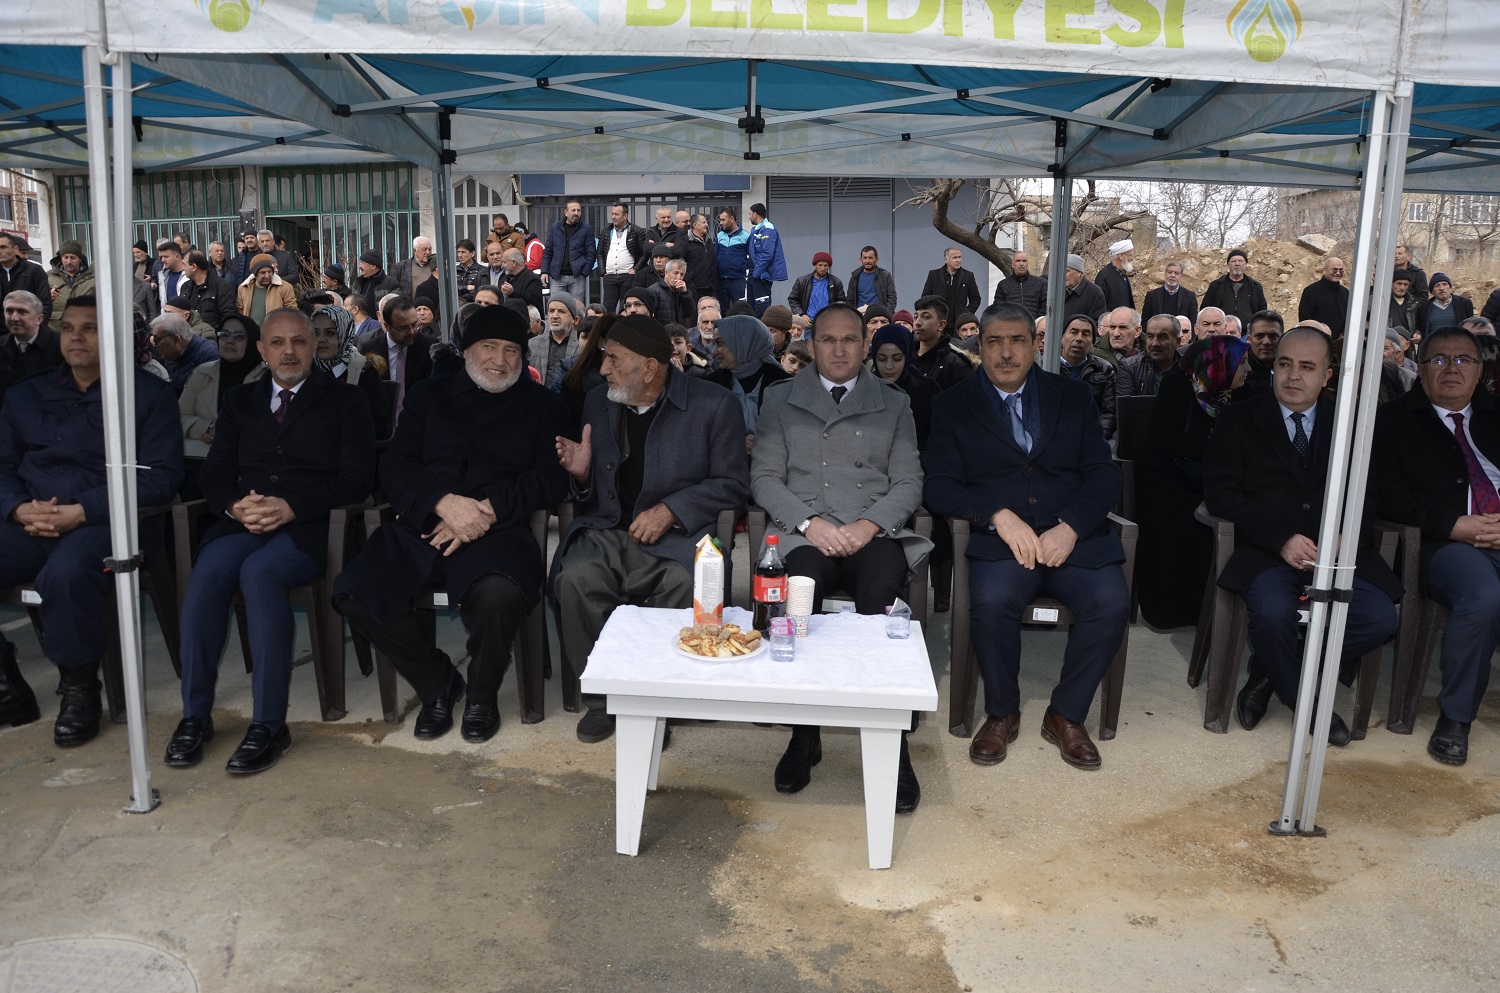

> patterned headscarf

[
  {"left": 1180, "top": 334, "right": 1250, "bottom": 417},
  {"left": 311, "top": 304, "right": 358, "bottom": 375}
]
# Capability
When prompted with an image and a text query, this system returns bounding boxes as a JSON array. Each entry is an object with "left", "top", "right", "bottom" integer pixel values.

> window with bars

[
  {"left": 263, "top": 164, "right": 419, "bottom": 272},
  {"left": 1406, "top": 200, "right": 1430, "bottom": 223},
  {"left": 55, "top": 170, "right": 242, "bottom": 258}
]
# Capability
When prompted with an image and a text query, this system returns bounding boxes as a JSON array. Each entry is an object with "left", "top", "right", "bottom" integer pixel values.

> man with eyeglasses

[
  {"left": 150, "top": 313, "right": 218, "bottom": 397},
  {"left": 750, "top": 302, "right": 928, "bottom": 812},
  {"left": 1297, "top": 257, "right": 1350, "bottom": 336},
  {"left": 1374, "top": 326, "right": 1500, "bottom": 766},
  {"left": 1205, "top": 327, "right": 1400, "bottom": 744},
  {"left": 358, "top": 294, "right": 435, "bottom": 423}
]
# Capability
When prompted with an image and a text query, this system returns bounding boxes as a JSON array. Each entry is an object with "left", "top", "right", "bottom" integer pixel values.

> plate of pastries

[{"left": 675, "top": 622, "right": 766, "bottom": 660}]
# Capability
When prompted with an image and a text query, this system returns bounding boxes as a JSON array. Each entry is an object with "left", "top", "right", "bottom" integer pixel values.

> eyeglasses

[{"left": 1422, "top": 354, "right": 1480, "bottom": 368}]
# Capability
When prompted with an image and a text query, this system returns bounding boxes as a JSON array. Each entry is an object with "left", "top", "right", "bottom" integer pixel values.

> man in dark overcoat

[{"left": 335, "top": 306, "right": 570, "bottom": 743}]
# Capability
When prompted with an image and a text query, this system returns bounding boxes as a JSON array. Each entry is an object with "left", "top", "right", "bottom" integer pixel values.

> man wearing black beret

[{"left": 334, "top": 305, "right": 571, "bottom": 743}]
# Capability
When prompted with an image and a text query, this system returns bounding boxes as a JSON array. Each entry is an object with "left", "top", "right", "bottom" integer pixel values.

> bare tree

[
  {"left": 899, "top": 178, "right": 1147, "bottom": 278},
  {"left": 1133, "top": 182, "right": 1280, "bottom": 250}
]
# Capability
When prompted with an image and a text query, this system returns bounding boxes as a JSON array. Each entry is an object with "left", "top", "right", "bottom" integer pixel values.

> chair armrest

[
  {"left": 948, "top": 516, "right": 971, "bottom": 558},
  {"left": 910, "top": 508, "right": 932, "bottom": 541},
  {"left": 326, "top": 499, "right": 373, "bottom": 575},
  {"left": 364, "top": 502, "right": 393, "bottom": 539},
  {"left": 139, "top": 502, "right": 176, "bottom": 521}
]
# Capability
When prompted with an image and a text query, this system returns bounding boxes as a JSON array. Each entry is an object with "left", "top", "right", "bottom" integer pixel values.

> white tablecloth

[{"left": 581, "top": 606, "right": 938, "bottom": 711}]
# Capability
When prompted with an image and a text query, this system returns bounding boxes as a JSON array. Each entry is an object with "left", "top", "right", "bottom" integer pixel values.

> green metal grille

[
  {"left": 56, "top": 170, "right": 241, "bottom": 259},
  {"left": 263, "top": 164, "right": 419, "bottom": 275}
]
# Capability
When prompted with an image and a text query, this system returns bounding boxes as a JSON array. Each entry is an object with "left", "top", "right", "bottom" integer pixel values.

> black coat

[
  {"left": 335, "top": 371, "right": 570, "bottom": 616},
  {"left": 646, "top": 281, "right": 696, "bottom": 327},
  {"left": 1420, "top": 295, "right": 1475, "bottom": 330},
  {"left": 1200, "top": 273, "right": 1267, "bottom": 328},
  {"left": 1373, "top": 383, "right": 1500, "bottom": 572},
  {"left": 1061, "top": 279, "right": 1108, "bottom": 323},
  {"left": 991, "top": 273, "right": 1048, "bottom": 318},
  {"left": 358, "top": 329, "right": 438, "bottom": 396},
  {"left": 181, "top": 272, "right": 238, "bottom": 330},
  {"left": 1141, "top": 285, "right": 1199, "bottom": 324},
  {"left": 1205, "top": 393, "right": 1400, "bottom": 600},
  {"left": 1, "top": 260, "right": 51, "bottom": 326},
  {"left": 787, "top": 272, "right": 847, "bottom": 316},
  {"left": 198, "top": 370, "right": 377, "bottom": 567},
  {"left": 921, "top": 266, "right": 981, "bottom": 326},
  {"left": 680, "top": 235, "right": 718, "bottom": 301},
  {"left": 1298, "top": 278, "right": 1350, "bottom": 333},
  {"left": 352, "top": 270, "right": 399, "bottom": 303},
  {"left": 478, "top": 266, "right": 544, "bottom": 314},
  {"left": 1094, "top": 264, "right": 1135, "bottom": 312},
  {"left": 0, "top": 326, "right": 63, "bottom": 380}
]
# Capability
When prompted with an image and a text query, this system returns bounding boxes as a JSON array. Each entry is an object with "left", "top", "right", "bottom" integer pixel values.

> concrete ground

[{"left": 1, "top": 530, "right": 1497, "bottom": 993}]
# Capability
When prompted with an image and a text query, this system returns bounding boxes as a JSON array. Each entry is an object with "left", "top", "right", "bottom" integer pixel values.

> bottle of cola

[{"left": 752, "top": 534, "right": 788, "bottom": 632}]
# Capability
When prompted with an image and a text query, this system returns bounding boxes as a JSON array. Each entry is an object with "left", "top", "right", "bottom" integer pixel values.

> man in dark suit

[
  {"left": 1374, "top": 325, "right": 1500, "bottom": 765},
  {"left": 0, "top": 234, "right": 52, "bottom": 327},
  {"left": 1420, "top": 273, "right": 1475, "bottom": 334},
  {"left": 358, "top": 295, "right": 436, "bottom": 424},
  {"left": 1204, "top": 328, "right": 1400, "bottom": 743},
  {"left": 921, "top": 247, "right": 981, "bottom": 333},
  {"left": 478, "top": 248, "right": 544, "bottom": 315},
  {"left": 1094, "top": 239, "right": 1135, "bottom": 312},
  {"left": 3, "top": 290, "right": 64, "bottom": 381},
  {"left": 925, "top": 303, "right": 1129, "bottom": 771},
  {"left": 334, "top": 306, "right": 570, "bottom": 743},
  {"left": 1297, "top": 258, "right": 1350, "bottom": 335},
  {"left": 552, "top": 314, "right": 750, "bottom": 743},
  {"left": 167, "top": 307, "right": 375, "bottom": 775},
  {"left": 0, "top": 295, "right": 183, "bottom": 747}
]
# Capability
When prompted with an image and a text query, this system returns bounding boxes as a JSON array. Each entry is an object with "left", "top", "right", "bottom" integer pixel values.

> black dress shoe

[
  {"left": 576, "top": 706, "right": 616, "bottom": 744},
  {"left": 225, "top": 723, "right": 291, "bottom": 775},
  {"left": 53, "top": 669, "right": 102, "bottom": 747},
  {"left": 414, "top": 672, "right": 465, "bottom": 740},
  {"left": 895, "top": 735, "right": 920, "bottom": 814},
  {"left": 774, "top": 731, "right": 822, "bottom": 794},
  {"left": 1326, "top": 712, "right": 1351, "bottom": 747},
  {"left": 460, "top": 701, "right": 500, "bottom": 743},
  {"left": 164, "top": 716, "right": 215, "bottom": 767},
  {"left": 0, "top": 640, "right": 39, "bottom": 728},
  {"left": 1428, "top": 714, "right": 1470, "bottom": 766},
  {"left": 1236, "top": 664, "right": 1275, "bottom": 732}
]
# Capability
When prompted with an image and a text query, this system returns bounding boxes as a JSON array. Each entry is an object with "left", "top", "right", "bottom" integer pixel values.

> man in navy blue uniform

[
  {"left": 0, "top": 295, "right": 183, "bottom": 746},
  {"left": 924, "top": 303, "right": 1128, "bottom": 771}
]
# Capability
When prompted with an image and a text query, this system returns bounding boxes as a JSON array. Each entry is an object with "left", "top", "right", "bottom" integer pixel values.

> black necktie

[
  {"left": 830, "top": 386, "right": 847, "bottom": 405},
  {"left": 1291, "top": 411, "right": 1309, "bottom": 462},
  {"left": 274, "top": 388, "right": 293, "bottom": 425}
]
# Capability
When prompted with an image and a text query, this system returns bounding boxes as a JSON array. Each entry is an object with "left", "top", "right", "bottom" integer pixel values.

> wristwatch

[{"left": 795, "top": 518, "right": 813, "bottom": 535}]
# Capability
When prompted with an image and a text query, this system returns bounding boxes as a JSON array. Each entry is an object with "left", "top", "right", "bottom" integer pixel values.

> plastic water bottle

[{"left": 769, "top": 617, "right": 796, "bottom": 661}]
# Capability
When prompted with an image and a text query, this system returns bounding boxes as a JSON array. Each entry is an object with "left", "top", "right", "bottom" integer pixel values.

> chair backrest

[{"left": 1115, "top": 395, "right": 1156, "bottom": 464}]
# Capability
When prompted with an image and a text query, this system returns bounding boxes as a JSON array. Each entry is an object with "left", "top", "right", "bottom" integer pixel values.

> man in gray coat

[
  {"left": 751, "top": 302, "right": 930, "bottom": 813},
  {"left": 552, "top": 314, "right": 750, "bottom": 743}
]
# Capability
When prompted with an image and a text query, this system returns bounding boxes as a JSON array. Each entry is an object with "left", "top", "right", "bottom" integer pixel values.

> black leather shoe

[
  {"left": 1236, "top": 659, "right": 1275, "bottom": 731},
  {"left": 576, "top": 706, "right": 615, "bottom": 744},
  {"left": 164, "top": 716, "right": 214, "bottom": 767},
  {"left": 225, "top": 722, "right": 291, "bottom": 775},
  {"left": 0, "top": 640, "right": 39, "bottom": 728},
  {"left": 774, "top": 731, "right": 822, "bottom": 794},
  {"left": 53, "top": 669, "right": 102, "bottom": 747},
  {"left": 1428, "top": 714, "right": 1470, "bottom": 766},
  {"left": 414, "top": 672, "right": 465, "bottom": 740},
  {"left": 460, "top": 701, "right": 500, "bottom": 743},
  {"left": 895, "top": 735, "right": 920, "bottom": 814},
  {"left": 1326, "top": 712, "right": 1351, "bottom": 747}
]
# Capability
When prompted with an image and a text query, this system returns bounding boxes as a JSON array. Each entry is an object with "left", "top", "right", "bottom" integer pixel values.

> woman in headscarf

[
  {"left": 178, "top": 313, "right": 266, "bottom": 497},
  {"left": 707, "top": 314, "right": 791, "bottom": 451},
  {"left": 1135, "top": 334, "right": 1252, "bottom": 629},
  {"left": 310, "top": 304, "right": 393, "bottom": 440}
]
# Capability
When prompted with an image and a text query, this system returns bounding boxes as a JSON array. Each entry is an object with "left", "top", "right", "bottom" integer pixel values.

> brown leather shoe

[
  {"left": 968, "top": 712, "right": 1020, "bottom": 766},
  {"left": 1040, "top": 707, "right": 1101, "bottom": 770}
]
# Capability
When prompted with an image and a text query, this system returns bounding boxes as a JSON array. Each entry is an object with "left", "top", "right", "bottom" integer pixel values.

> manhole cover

[{"left": 0, "top": 938, "right": 197, "bottom": 993}]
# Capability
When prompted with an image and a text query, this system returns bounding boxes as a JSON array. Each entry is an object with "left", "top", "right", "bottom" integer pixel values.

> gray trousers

[{"left": 554, "top": 529, "right": 693, "bottom": 709}]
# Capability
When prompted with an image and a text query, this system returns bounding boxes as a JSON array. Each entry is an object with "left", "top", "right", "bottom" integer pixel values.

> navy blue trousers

[
  {"left": 969, "top": 558, "right": 1130, "bottom": 724},
  {"left": 1424, "top": 543, "right": 1500, "bottom": 723},
  {"left": 179, "top": 531, "right": 319, "bottom": 726},
  {"left": 1241, "top": 564, "right": 1396, "bottom": 708},
  {"left": 0, "top": 521, "right": 113, "bottom": 670}
]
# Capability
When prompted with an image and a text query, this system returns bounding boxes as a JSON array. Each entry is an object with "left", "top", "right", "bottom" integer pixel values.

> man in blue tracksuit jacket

[
  {"left": 715, "top": 206, "right": 752, "bottom": 314},
  {"left": 746, "top": 202, "right": 788, "bottom": 318}
]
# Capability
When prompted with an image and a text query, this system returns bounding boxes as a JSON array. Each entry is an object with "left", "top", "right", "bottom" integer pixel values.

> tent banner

[{"left": 99, "top": 1, "right": 1400, "bottom": 90}]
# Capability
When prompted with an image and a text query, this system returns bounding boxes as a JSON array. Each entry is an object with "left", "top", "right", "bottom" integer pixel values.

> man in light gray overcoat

[{"left": 750, "top": 301, "right": 930, "bottom": 813}]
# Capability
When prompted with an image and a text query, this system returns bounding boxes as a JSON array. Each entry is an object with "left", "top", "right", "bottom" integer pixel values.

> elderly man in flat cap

[
  {"left": 1095, "top": 239, "right": 1135, "bottom": 312},
  {"left": 552, "top": 314, "right": 751, "bottom": 743},
  {"left": 335, "top": 305, "right": 571, "bottom": 743}
]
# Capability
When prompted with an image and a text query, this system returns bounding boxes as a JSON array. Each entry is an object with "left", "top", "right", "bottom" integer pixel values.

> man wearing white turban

[{"left": 1095, "top": 238, "right": 1136, "bottom": 312}]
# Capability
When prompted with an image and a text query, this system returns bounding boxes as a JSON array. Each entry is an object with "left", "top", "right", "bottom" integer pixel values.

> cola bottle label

[{"left": 754, "top": 576, "right": 786, "bottom": 602}]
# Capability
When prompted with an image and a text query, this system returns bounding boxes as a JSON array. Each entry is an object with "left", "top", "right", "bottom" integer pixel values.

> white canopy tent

[{"left": 4, "top": 0, "right": 1492, "bottom": 831}]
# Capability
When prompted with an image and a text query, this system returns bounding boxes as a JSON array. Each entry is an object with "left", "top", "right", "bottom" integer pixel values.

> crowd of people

[{"left": 0, "top": 210, "right": 1493, "bottom": 812}]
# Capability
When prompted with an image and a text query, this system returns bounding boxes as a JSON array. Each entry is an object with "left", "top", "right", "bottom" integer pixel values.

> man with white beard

[
  {"left": 1095, "top": 239, "right": 1135, "bottom": 311},
  {"left": 551, "top": 314, "right": 750, "bottom": 743},
  {"left": 334, "top": 306, "right": 570, "bottom": 743}
]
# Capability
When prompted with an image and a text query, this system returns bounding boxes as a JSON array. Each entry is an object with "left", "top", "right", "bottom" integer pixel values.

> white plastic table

[{"left": 580, "top": 605, "right": 939, "bottom": 869}]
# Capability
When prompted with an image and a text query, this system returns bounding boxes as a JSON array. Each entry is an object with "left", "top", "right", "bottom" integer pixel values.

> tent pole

[
  {"left": 1270, "top": 88, "right": 1395, "bottom": 836},
  {"left": 1042, "top": 174, "right": 1070, "bottom": 374},
  {"left": 1293, "top": 82, "right": 1413, "bottom": 834},
  {"left": 434, "top": 108, "right": 457, "bottom": 343},
  {"left": 84, "top": 46, "right": 156, "bottom": 814}
]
